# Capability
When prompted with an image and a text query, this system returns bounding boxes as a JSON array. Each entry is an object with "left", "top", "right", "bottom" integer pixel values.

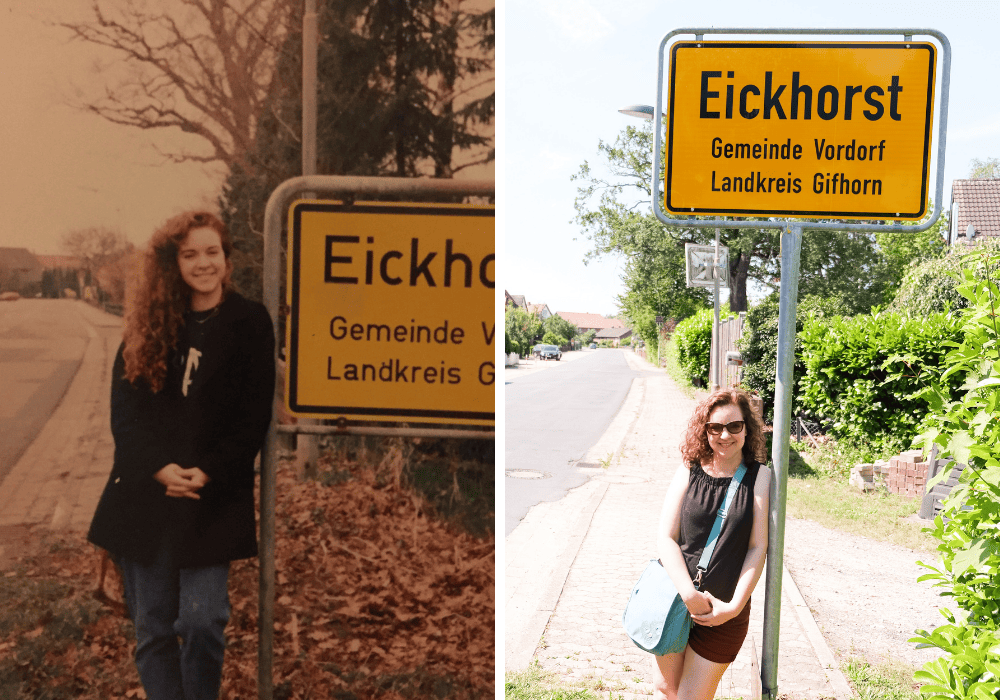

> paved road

[
  {"left": 504, "top": 349, "right": 659, "bottom": 535},
  {"left": 0, "top": 300, "right": 94, "bottom": 483},
  {"left": 0, "top": 300, "right": 122, "bottom": 533}
]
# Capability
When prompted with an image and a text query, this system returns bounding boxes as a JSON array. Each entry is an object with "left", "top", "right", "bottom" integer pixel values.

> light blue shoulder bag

[{"left": 622, "top": 463, "right": 747, "bottom": 655}]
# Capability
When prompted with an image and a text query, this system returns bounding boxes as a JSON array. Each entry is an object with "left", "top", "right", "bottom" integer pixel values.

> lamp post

[{"left": 617, "top": 104, "right": 655, "bottom": 120}]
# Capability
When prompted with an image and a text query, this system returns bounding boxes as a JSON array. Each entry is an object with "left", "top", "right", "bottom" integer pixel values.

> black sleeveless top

[{"left": 679, "top": 460, "right": 760, "bottom": 603}]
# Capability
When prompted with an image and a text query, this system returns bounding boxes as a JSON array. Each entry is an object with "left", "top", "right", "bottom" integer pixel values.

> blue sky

[{"left": 503, "top": 0, "right": 1000, "bottom": 317}]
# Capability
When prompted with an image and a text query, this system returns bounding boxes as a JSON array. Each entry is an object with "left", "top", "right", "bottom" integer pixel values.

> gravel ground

[{"left": 783, "top": 516, "right": 948, "bottom": 670}]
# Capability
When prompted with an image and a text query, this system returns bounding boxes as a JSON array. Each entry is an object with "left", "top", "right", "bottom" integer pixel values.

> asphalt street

[
  {"left": 504, "top": 349, "right": 659, "bottom": 535},
  {"left": 0, "top": 299, "right": 93, "bottom": 484}
]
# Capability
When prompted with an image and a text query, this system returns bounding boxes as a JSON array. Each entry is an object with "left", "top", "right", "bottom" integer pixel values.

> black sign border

[
  {"left": 287, "top": 201, "right": 495, "bottom": 422},
  {"left": 665, "top": 41, "right": 936, "bottom": 219}
]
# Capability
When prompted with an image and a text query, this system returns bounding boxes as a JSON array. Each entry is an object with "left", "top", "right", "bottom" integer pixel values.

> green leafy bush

[
  {"left": 738, "top": 293, "right": 849, "bottom": 423},
  {"left": 909, "top": 248, "right": 1000, "bottom": 699},
  {"left": 673, "top": 307, "right": 733, "bottom": 386},
  {"left": 541, "top": 331, "right": 567, "bottom": 347},
  {"left": 890, "top": 239, "right": 1000, "bottom": 317},
  {"left": 798, "top": 309, "right": 964, "bottom": 457}
]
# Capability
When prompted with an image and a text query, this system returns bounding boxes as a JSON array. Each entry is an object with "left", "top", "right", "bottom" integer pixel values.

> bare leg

[
  {"left": 651, "top": 650, "right": 685, "bottom": 700},
  {"left": 676, "top": 645, "right": 730, "bottom": 700}
]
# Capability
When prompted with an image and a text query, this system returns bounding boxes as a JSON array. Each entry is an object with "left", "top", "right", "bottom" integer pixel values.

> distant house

[
  {"left": 949, "top": 178, "right": 1000, "bottom": 245},
  {"left": 555, "top": 311, "right": 626, "bottom": 335},
  {"left": 595, "top": 327, "right": 633, "bottom": 347},
  {"left": 527, "top": 303, "right": 552, "bottom": 320},
  {"left": 507, "top": 292, "right": 528, "bottom": 311},
  {"left": 0, "top": 247, "right": 43, "bottom": 295}
]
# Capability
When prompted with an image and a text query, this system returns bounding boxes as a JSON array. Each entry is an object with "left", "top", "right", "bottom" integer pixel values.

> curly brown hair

[
  {"left": 122, "top": 211, "right": 233, "bottom": 392},
  {"left": 679, "top": 388, "right": 765, "bottom": 467}
]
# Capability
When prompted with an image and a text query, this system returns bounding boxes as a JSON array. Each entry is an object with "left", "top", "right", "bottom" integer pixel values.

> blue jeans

[{"left": 118, "top": 547, "right": 231, "bottom": 700}]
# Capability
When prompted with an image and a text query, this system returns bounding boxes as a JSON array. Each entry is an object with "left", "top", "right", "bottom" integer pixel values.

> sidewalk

[
  {"left": 0, "top": 302, "right": 121, "bottom": 532},
  {"left": 505, "top": 351, "right": 854, "bottom": 699}
]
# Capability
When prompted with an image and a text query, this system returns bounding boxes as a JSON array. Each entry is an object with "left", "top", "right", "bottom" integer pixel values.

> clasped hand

[
  {"left": 154, "top": 463, "right": 210, "bottom": 499},
  {"left": 683, "top": 590, "right": 738, "bottom": 627}
]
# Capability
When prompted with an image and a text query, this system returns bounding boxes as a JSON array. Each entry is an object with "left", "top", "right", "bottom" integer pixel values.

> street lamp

[{"left": 617, "top": 104, "right": 655, "bottom": 120}]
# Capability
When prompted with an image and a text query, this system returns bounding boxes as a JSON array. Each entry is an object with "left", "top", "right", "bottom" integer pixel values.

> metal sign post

[
  {"left": 257, "top": 175, "right": 493, "bottom": 700},
  {"left": 685, "top": 241, "right": 730, "bottom": 389},
  {"left": 651, "top": 28, "right": 950, "bottom": 699}
]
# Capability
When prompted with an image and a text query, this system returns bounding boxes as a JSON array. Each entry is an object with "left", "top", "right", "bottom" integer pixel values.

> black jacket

[{"left": 88, "top": 292, "right": 275, "bottom": 568}]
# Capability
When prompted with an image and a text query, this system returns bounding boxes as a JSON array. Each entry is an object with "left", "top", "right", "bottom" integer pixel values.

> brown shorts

[{"left": 687, "top": 599, "right": 751, "bottom": 664}]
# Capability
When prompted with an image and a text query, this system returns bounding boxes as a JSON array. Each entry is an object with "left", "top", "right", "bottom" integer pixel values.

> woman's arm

[
  {"left": 196, "top": 303, "right": 276, "bottom": 486},
  {"left": 110, "top": 343, "right": 179, "bottom": 482},
  {"left": 656, "top": 463, "right": 713, "bottom": 615},
  {"left": 692, "top": 465, "right": 771, "bottom": 626}
]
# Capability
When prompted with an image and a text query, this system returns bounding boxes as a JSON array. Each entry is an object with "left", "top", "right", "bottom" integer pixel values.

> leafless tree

[
  {"left": 61, "top": 226, "right": 132, "bottom": 274},
  {"left": 55, "top": 0, "right": 294, "bottom": 168}
]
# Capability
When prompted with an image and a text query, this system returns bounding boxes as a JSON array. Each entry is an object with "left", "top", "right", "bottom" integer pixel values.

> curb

[{"left": 783, "top": 564, "right": 856, "bottom": 699}]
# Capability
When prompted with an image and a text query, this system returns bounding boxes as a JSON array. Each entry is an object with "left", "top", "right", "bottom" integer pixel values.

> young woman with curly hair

[
  {"left": 88, "top": 211, "right": 275, "bottom": 700},
  {"left": 651, "top": 388, "right": 770, "bottom": 700}
]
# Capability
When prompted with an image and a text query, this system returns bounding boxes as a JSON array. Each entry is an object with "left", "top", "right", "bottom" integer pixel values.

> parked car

[
  {"left": 533, "top": 344, "right": 562, "bottom": 361},
  {"left": 589, "top": 343, "right": 597, "bottom": 349}
]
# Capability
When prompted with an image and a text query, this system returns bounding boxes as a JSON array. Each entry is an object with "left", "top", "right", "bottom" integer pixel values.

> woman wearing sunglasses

[{"left": 652, "top": 388, "right": 770, "bottom": 700}]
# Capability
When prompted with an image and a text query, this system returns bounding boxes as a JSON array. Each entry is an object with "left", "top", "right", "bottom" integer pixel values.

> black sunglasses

[{"left": 705, "top": 421, "right": 745, "bottom": 436}]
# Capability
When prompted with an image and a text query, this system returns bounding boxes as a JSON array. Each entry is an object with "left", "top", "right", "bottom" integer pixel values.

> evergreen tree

[{"left": 219, "top": 0, "right": 495, "bottom": 301}]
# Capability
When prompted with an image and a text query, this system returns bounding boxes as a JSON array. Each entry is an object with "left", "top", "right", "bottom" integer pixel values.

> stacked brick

[
  {"left": 851, "top": 451, "right": 928, "bottom": 498},
  {"left": 887, "top": 450, "right": 929, "bottom": 498}
]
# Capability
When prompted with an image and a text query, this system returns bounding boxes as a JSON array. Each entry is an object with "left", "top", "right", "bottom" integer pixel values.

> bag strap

[{"left": 693, "top": 463, "right": 747, "bottom": 589}]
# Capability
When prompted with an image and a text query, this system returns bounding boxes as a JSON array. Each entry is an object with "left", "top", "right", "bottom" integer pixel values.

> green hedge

[
  {"left": 738, "top": 293, "right": 849, "bottom": 423},
  {"left": 673, "top": 307, "right": 733, "bottom": 386},
  {"left": 798, "top": 310, "right": 965, "bottom": 456}
]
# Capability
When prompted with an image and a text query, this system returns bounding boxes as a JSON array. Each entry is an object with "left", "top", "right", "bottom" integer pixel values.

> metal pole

[
  {"left": 302, "top": 0, "right": 317, "bottom": 178},
  {"left": 295, "top": 0, "right": 321, "bottom": 480},
  {"left": 260, "top": 4, "right": 319, "bottom": 696},
  {"left": 258, "top": 190, "right": 285, "bottom": 700},
  {"left": 760, "top": 222, "right": 803, "bottom": 699},
  {"left": 712, "top": 227, "right": 721, "bottom": 391}
]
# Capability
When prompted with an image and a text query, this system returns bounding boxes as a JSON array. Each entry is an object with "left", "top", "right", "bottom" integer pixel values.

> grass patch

[
  {"left": 661, "top": 338, "right": 698, "bottom": 398},
  {"left": 785, "top": 439, "right": 938, "bottom": 554},
  {"left": 504, "top": 663, "right": 625, "bottom": 700},
  {"left": 843, "top": 657, "right": 921, "bottom": 700}
]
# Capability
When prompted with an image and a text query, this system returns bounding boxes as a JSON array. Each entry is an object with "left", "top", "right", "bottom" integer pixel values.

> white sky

[
  {"left": 0, "top": 0, "right": 493, "bottom": 258},
  {"left": 0, "top": 0, "right": 227, "bottom": 255},
  {"left": 504, "top": 0, "right": 1000, "bottom": 317}
]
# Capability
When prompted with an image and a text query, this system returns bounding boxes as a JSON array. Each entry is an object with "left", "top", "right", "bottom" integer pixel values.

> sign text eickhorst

[
  {"left": 665, "top": 43, "right": 937, "bottom": 219},
  {"left": 699, "top": 70, "right": 901, "bottom": 197}
]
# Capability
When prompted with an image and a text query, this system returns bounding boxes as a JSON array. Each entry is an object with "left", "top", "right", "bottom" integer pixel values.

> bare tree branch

[{"left": 54, "top": 0, "right": 294, "bottom": 168}]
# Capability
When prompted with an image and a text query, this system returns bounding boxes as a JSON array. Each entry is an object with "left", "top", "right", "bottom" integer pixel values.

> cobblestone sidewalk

[{"left": 507, "top": 353, "right": 852, "bottom": 699}]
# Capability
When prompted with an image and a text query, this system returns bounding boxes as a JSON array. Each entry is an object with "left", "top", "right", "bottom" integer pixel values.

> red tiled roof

[
  {"left": 556, "top": 311, "right": 625, "bottom": 330},
  {"left": 0, "top": 247, "right": 42, "bottom": 271},
  {"left": 34, "top": 254, "right": 83, "bottom": 269},
  {"left": 952, "top": 179, "right": 1000, "bottom": 240},
  {"left": 595, "top": 327, "right": 632, "bottom": 339}
]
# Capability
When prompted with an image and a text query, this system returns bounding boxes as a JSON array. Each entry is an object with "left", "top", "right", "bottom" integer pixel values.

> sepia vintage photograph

[{"left": 0, "top": 1, "right": 494, "bottom": 698}]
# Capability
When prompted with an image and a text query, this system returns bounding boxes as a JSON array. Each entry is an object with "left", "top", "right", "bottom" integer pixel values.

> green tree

[
  {"left": 910, "top": 246, "right": 1000, "bottom": 697},
  {"left": 969, "top": 156, "right": 1000, "bottom": 179},
  {"left": 505, "top": 304, "right": 541, "bottom": 356},
  {"left": 573, "top": 122, "right": 937, "bottom": 322},
  {"left": 542, "top": 314, "right": 577, "bottom": 343},
  {"left": 541, "top": 331, "right": 567, "bottom": 347}
]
